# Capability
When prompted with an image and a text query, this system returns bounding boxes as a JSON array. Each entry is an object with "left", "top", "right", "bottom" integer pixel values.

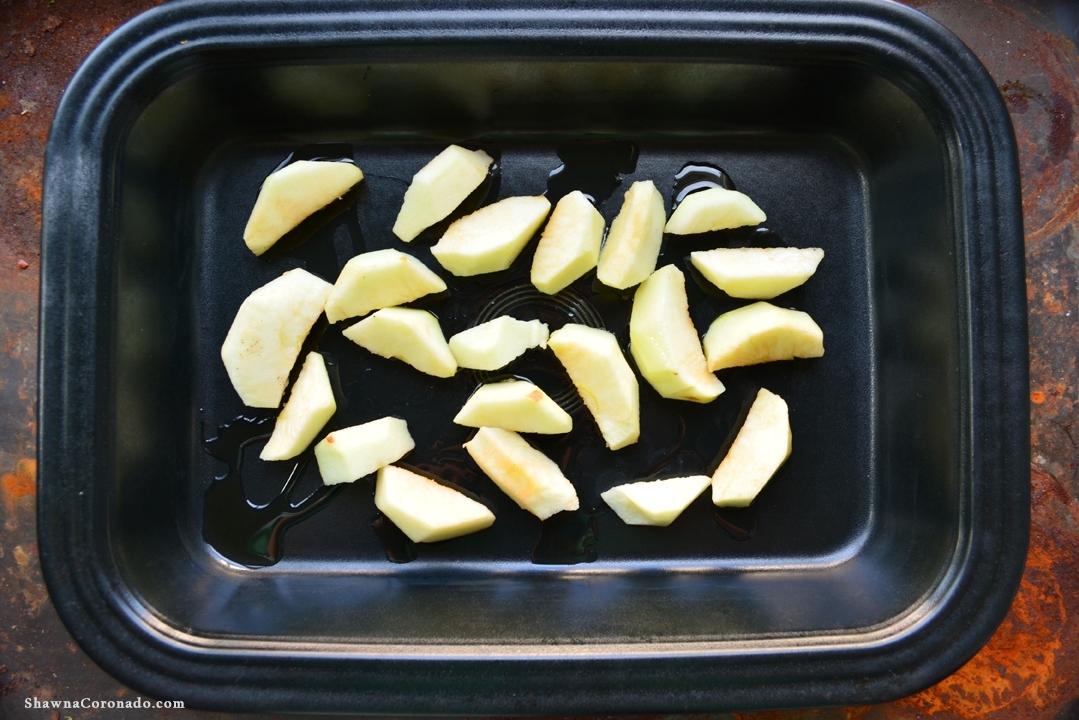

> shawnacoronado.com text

[{"left": 26, "top": 697, "right": 184, "bottom": 710}]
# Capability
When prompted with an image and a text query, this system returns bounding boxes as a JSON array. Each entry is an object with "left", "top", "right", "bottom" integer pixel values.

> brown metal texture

[{"left": 0, "top": 0, "right": 1075, "bottom": 717}]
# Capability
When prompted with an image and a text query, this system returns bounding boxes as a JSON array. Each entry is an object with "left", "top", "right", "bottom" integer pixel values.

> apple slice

[
  {"left": 342, "top": 307, "right": 457, "bottom": 378},
  {"left": 547, "top": 324, "right": 639, "bottom": 450},
  {"left": 314, "top": 417, "right": 414, "bottom": 485},
  {"left": 325, "top": 249, "right": 447, "bottom": 323},
  {"left": 463, "top": 427, "right": 579, "bottom": 520},
  {"left": 596, "top": 180, "right": 666, "bottom": 289},
  {"left": 454, "top": 380, "right": 572, "bottom": 434},
  {"left": 690, "top": 247, "right": 824, "bottom": 299},
  {"left": 712, "top": 388, "right": 791, "bottom": 506},
  {"left": 530, "top": 190, "right": 605, "bottom": 294},
  {"left": 375, "top": 465, "right": 495, "bottom": 543},
  {"left": 393, "top": 145, "right": 494, "bottom": 242},
  {"left": 430, "top": 196, "right": 551, "bottom": 276},
  {"left": 448, "top": 317, "right": 549, "bottom": 371},
  {"left": 260, "top": 352, "right": 337, "bottom": 461},
  {"left": 702, "top": 301, "right": 824, "bottom": 371},
  {"left": 601, "top": 475, "right": 711, "bottom": 526},
  {"left": 221, "top": 268, "right": 333, "bottom": 408},
  {"left": 664, "top": 187, "right": 765, "bottom": 235},
  {"left": 630, "top": 264, "right": 724, "bottom": 403},
  {"left": 243, "top": 160, "right": 364, "bottom": 256}
]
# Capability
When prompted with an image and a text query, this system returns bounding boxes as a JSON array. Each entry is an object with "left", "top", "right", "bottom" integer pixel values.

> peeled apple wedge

[
  {"left": 375, "top": 465, "right": 495, "bottom": 543},
  {"left": 431, "top": 196, "right": 551, "bottom": 276},
  {"left": 690, "top": 247, "right": 824, "bottom": 299},
  {"left": 712, "top": 388, "right": 792, "bottom": 506},
  {"left": 703, "top": 301, "right": 824, "bottom": 371},
  {"left": 343, "top": 307, "right": 457, "bottom": 378},
  {"left": 260, "top": 352, "right": 337, "bottom": 461},
  {"left": 393, "top": 145, "right": 494, "bottom": 242},
  {"left": 314, "top": 417, "right": 415, "bottom": 485},
  {"left": 530, "top": 190, "right": 605, "bottom": 294},
  {"left": 464, "top": 427, "right": 579, "bottom": 520},
  {"left": 547, "top": 324, "right": 640, "bottom": 450},
  {"left": 596, "top": 180, "right": 666, "bottom": 290},
  {"left": 629, "top": 264, "right": 724, "bottom": 403},
  {"left": 221, "top": 268, "right": 333, "bottom": 408},
  {"left": 664, "top": 187, "right": 766, "bottom": 235},
  {"left": 454, "top": 380, "right": 572, "bottom": 434},
  {"left": 243, "top": 160, "right": 363, "bottom": 256},
  {"left": 448, "top": 317, "right": 549, "bottom": 371},
  {"left": 601, "top": 475, "right": 711, "bottom": 526},
  {"left": 325, "top": 249, "right": 446, "bottom": 323}
]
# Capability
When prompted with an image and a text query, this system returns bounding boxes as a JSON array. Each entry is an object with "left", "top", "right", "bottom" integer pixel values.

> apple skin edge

[
  {"left": 629, "top": 264, "right": 725, "bottom": 403},
  {"left": 243, "top": 160, "right": 364, "bottom": 256},
  {"left": 548, "top": 324, "right": 640, "bottom": 450},
  {"left": 392, "top": 145, "right": 493, "bottom": 242},
  {"left": 375, "top": 465, "right": 495, "bottom": 543},
  {"left": 454, "top": 381, "right": 573, "bottom": 435},
  {"left": 464, "top": 427, "right": 579, "bottom": 520},
  {"left": 712, "top": 388, "right": 792, "bottom": 507},
  {"left": 220, "top": 268, "right": 333, "bottom": 409}
]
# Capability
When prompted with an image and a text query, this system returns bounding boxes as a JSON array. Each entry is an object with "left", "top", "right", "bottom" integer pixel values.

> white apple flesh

[
  {"left": 260, "top": 352, "right": 337, "bottom": 461},
  {"left": 596, "top": 180, "right": 666, "bottom": 290},
  {"left": 325, "top": 249, "right": 446, "bottom": 323},
  {"left": 547, "top": 324, "right": 639, "bottom": 450},
  {"left": 243, "top": 160, "right": 364, "bottom": 256},
  {"left": 629, "top": 264, "right": 724, "bottom": 403},
  {"left": 392, "top": 145, "right": 493, "bottom": 242},
  {"left": 454, "top": 380, "right": 572, "bottom": 435},
  {"left": 431, "top": 195, "right": 551, "bottom": 276},
  {"left": 314, "top": 417, "right": 415, "bottom": 485},
  {"left": 448, "top": 317, "right": 549, "bottom": 371},
  {"left": 374, "top": 465, "right": 495, "bottom": 543},
  {"left": 342, "top": 307, "right": 457, "bottom": 378},
  {"left": 464, "top": 427, "right": 579, "bottom": 520},
  {"left": 601, "top": 475, "right": 711, "bottom": 526},
  {"left": 690, "top": 247, "right": 824, "bottom": 299},
  {"left": 530, "top": 190, "right": 605, "bottom": 294},
  {"left": 664, "top": 187, "right": 766, "bottom": 235},
  {"left": 702, "top": 301, "right": 824, "bottom": 371},
  {"left": 220, "top": 268, "right": 333, "bottom": 408},
  {"left": 712, "top": 388, "right": 792, "bottom": 506}
]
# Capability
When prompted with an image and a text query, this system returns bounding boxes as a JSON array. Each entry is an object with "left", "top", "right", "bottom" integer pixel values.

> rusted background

[{"left": 1, "top": 0, "right": 1076, "bottom": 717}]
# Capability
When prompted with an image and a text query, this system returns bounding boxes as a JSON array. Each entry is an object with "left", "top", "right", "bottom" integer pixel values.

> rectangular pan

[{"left": 39, "top": 0, "right": 1029, "bottom": 714}]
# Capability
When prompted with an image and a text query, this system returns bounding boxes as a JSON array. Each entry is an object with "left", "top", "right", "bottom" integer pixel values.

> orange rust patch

[
  {"left": 895, "top": 534, "right": 1065, "bottom": 716},
  {"left": 1, "top": 458, "right": 36, "bottom": 498},
  {"left": 13, "top": 176, "right": 41, "bottom": 206},
  {"left": 908, "top": 0, "right": 1079, "bottom": 249},
  {"left": 1032, "top": 391, "right": 1047, "bottom": 404},
  {"left": 894, "top": 467, "right": 1079, "bottom": 717},
  {"left": 12, "top": 546, "right": 29, "bottom": 567},
  {"left": 527, "top": 389, "right": 543, "bottom": 402},
  {"left": 1044, "top": 291, "right": 1065, "bottom": 314},
  {"left": 326, "top": 435, "right": 334, "bottom": 443}
]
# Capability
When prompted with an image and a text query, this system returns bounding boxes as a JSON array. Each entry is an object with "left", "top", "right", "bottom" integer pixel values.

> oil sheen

[{"left": 203, "top": 140, "right": 768, "bottom": 567}]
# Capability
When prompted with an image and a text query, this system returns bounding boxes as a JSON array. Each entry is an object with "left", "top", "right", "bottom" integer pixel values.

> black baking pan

[{"left": 38, "top": 0, "right": 1028, "bottom": 714}]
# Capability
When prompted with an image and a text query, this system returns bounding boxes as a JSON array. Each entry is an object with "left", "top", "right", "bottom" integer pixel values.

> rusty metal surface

[{"left": 1, "top": 0, "right": 1076, "bottom": 717}]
